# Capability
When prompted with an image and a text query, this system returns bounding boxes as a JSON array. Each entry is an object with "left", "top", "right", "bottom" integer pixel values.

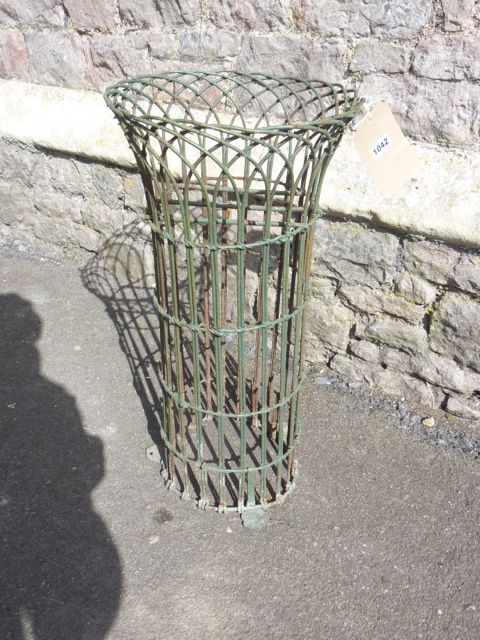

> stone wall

[
  {"left": 0, "top": 138, "right": 143, "bottom": 253},
  {"left": 307, "top": 218, "right": 480, "bottom": 419},
  {"left": 0, "top": 0, "right": 479, "bottom": 149}
]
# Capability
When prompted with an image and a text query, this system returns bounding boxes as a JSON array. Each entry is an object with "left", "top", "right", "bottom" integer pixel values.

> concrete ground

[{"left": 1, "top": 240, "right": 480, "bottom": 640}]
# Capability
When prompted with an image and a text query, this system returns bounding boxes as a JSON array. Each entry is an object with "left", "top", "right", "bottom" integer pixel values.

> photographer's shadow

[{"left": 0, "top": 294, "right": 121, "bottom": 639}]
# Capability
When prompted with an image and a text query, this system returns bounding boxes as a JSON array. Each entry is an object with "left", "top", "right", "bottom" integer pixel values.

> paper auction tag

[{"left": 353, "top": 101, "right": 423, "bottom": 197}]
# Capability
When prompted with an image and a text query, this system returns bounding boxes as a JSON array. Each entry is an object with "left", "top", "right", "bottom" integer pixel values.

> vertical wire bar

[
  {"left": 292, "top": 141, "right": 334, "bottom": 450},
  {"left": 249, "top": 86, "right": 262, "bottom": 433},
  {"left": 259, "top": 143, "right": 275, "bottom": 503},
  {"left": 286, "top": 139, "right": 326, "bottom": 483},
  {"left": 274, "top": 143, "right": 296, "bottom": 497},
  {"left": 219, "top": 140, "right": 229, "bottom": 508},
  {"left": 153, "top": 229, "right": 175, "bottom": 479},
  {"left": 285, "top": 235, "right": 306, "bottom": 483},
  {"left": 147, "top": 148, "right": 176, "bottom": 481},
  {"left": 201, "top": 159, "right": 213, "bottom": 419},
  {"left": 251, "top": 294, "right": 261, "bottom": 429},
  {"left": 161, "top": 139, "right": 189, "bottom": 494},
  {"left": 180, "top": 158, "right": 205, "bottom": 504},
  {"left": 209, "top": 166, "right": 226, "bottom": 511},
  {"left": 199, "top": 142, "right": 211, "bottom": 505},
  {"left": 284, "top": 217, "right": 300, "bottom": 416},
  {"left": 267, "top": 165, "right": 292, "bottom": 431},
  {"left": 237, "top": 144, "right": 249, "bottom": 511},
  {"left": 199, "top": 128, "right": 214, "bottom": 502},
  {"left": 282, "top": 138, "right": 314, "bottom": 488}
]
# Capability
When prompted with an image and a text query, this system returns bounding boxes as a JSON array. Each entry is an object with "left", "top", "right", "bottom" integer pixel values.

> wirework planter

[{"left": 105, "top": 72, "right": 359, "bottom": 521}]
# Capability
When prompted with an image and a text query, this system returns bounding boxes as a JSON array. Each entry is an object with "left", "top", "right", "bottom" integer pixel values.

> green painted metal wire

[{"left": 105, "top": 71, "right": 360, "bottom": 513}]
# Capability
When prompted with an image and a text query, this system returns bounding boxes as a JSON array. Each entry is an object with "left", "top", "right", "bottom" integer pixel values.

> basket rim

[{"left": 104, "top": 71, "right": 361, "bottom": 135}]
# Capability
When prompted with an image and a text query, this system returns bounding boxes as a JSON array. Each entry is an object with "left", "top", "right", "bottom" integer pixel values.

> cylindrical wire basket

[{"left": 105, "top": 71, "right": 360, "bottom": 514}]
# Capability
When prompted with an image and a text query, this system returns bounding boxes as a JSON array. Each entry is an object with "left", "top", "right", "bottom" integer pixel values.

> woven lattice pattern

[{"left": 105, "top": 72, "right": 360, "bottom": 512}]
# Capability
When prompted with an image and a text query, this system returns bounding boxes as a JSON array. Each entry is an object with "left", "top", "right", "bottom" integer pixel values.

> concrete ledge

[
  {"left": 1, "top": 79, "right": 479, "bottom": 248},
  {"left": 324, "top": 135, "right": 480, "bottom": 249},
  {"left": 0, "top": 79, "right": 135, "bottom": 168}
]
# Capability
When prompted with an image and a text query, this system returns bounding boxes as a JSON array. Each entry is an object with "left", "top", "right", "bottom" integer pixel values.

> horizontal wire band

[
  {"left": 152, "top": 293, "right": 309, "bottom": 337},
  {"left": 162, "top": 199, "right": 314, "bottom": 215},
  {"left": 158, "top": 425, "right": 300, "bottom": 474},
  {"left": 149, "top": 210, "right": 319, "bottom": 251},
  {"left": 163, "top": 183, "right": 301, "bottom": 196},
  {"left": 163, "top": 215, "right": 308, "bottom": 228},
  {"left": 157, "top": 367, "right": 303, "bottom": 419}
]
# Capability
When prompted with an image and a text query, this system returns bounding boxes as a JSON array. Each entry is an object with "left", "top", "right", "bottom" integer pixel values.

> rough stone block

[
  {"left": 361, "top": 317, "right": 428, "bottom": 354},
  {"left": 179, "top": 30, "right": 240, "bottom": 61},
  {"left": 291, "top": 0, "right": 370, "bottom": 37},
  {"left": 89, "top": 164, "right": 124, "bottom": 208},
  {"left": 430, "top": 292, "right": 480, "bottom": 372},
  {"left": 0, "top": 141, "right": 38, "bottom": 186},
  {"left": 40, "top": 155, "right": 123, "bottom": 209},
  {"left": 0, "top": 0, "right": 65, "bottom": 26},
  {"left": 348, "top": 339, "right": 381, "bottom": 363},
  {"left": 25, "top": 31, "right": 88, "bottom": 90},
  {"left": 0, "top": 181, "right": 33, "bottom": 224},
  {"left": 163, "top": 0, "right": 201, "bottom": 27},
  {"left": 330, "top": 354, "right": 441, "bottom": 408},
  {"left": 42, "top": 155, "right": 87, "bottom": 197},
  {"left": 124, "top": 174, "right": 146, "bottom": 213},
  {"left": 339, "top": 283, "right": 426, "bottom": 324},
  {"left": 442, "top": 0, "right": 475, "bottom": 31},
  {"left": 210, "top": 0, "right": 290, "bottom": 31},
  {"left": 32, "top": 215, "right": 102, "bottom": 252},
  {"left": 360, "top": 73, "right": 480, "bottom": 148},
  {"left": 413, "top": 36, "right": 480, "bottom": 82},
  {"left": 307, "top": 277, "right": 353, "bottom": 353},
  {"left": 118, "top": 0, "right": 200, "bottom": 30},
  {"left": 75, "top": 223, "right": 103, "bottom": 252},
  {"left": 306, "top": 42, "right": 348, "bottom": 81},
  {"left": 0, "top": 29, "right": 28, "bottom": 79},
  {"left": 13, "top": 151, "right": 122, "bottom": 211},
  {"left": 34, "top": 191, "right": 83, "bottom": 224},
  {"left": 446, "top": 395, "right": 480, "bottom": 419},
  {"left": 350, "top": 41, "right": 410, "bottom": 74},
  {"left": 237, "top": 35, "right": 346, "bottom": 81},
  {"left": 97, "top": 230, "right": 155, "bottom": 285},
  {"left": 364, "top": 0, "right": 431, "bottom": 39},
  {"left": 89, "top": 33, "right": 149, "bottom": 89},
  {"left": 81, "top": 202, "right": 124, "bottom": 234},
  {"left": 313, "top": 220, "right": 399, "bottom": 287},
  {"left": 17, "top": 147, "right": 58, "bottom": 191},
  {"left": 64, "top": 0, "right": 117, "bottom": 32},
  {"left": 151, "top": 59, "right": 229, "bottom": 76},
  {"left": 452, "top": 254, "right": 480, "bottom": 294},
  {"left": 431, "top": 80, "right": 480, "bottom": 146},
  {"left": 31, "top": 216, "right": 68, "bottom": 245},
  {"left": 394, "top": 273, "right": 438, "bottom": 306},
  {"left": 377, "top": 347, "right": 480, "bottom": 396},
  {"left": 293, "top": 0, "right": 430, "bottom": 38},
  {"left": 303, "top": 344, "right": 332, "bottom": 366},
  {"left": 149, "top": 34, "right": 178, "bottom": 61},
  {"left": 403, "top": 240, "right": 460, "bottom": 285}
]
